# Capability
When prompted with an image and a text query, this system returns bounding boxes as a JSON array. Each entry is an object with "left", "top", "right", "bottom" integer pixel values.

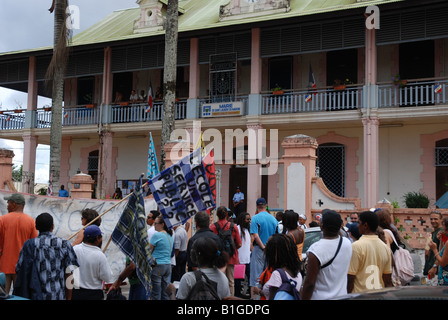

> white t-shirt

[
  {"left": 307, "top": 236, "right": 352, "bottom": 300},
  {"left": 73, "top": 243, "right": 114, "bottom": 290},
  {"left": 237, "top": 226, "right": 251, "bottom": 265}
]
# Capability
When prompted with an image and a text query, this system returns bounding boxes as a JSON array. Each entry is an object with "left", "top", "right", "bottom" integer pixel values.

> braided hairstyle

[{"left": 264, "top": 233, "right": 301, "bottom": 276}]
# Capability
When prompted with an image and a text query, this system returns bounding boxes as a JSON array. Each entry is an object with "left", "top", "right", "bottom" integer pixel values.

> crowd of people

[{"left": 1, "top": 191, "right": 448, "bottom": 300}]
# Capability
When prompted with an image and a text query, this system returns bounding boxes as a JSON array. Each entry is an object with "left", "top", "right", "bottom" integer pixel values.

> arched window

[{"left": 316, "top": 143, "right": 345, "bottom": 197}]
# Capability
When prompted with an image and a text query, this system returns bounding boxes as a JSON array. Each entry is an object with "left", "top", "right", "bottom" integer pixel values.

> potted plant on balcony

[
  {"left": 271, "top": 84, "right": 284, "bottom": 95},
  {"left": 393, "top": 73, "right": 407, "bottom": 88},
  {"left": 43, "top": 105, "right": 52, "bottom": 111},
  {"left": 14, "top": 109, "right": 23, "bottom": 113},
  {"left": 333, "top": 78, "right": 352, "bottom": 90}
]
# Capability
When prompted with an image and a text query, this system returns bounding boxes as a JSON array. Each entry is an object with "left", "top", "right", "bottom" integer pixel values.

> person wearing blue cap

[
  {"left": 249, "top": 197, "right": 278, "bottom": 299},
  {"left": 72, "top": 225, "right": 115, "bottom": 300}
]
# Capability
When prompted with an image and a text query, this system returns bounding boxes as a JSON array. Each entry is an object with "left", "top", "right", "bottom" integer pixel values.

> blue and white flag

[
  {"left": 111, "top": 176, "right": 155, "bottom": 297},
  {"left": 147, "top": 132, "right": 159, "bottom": 179},
  {"left": 147, "top": 148, "right": 216, "bottom": 229}
]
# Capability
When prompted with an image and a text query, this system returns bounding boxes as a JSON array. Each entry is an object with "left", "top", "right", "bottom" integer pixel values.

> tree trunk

[
  {"left": 160, "top": 0, "right": 179, "bottom": 170},
  {"left": 47, "top": 0, "right": 69, "bottom": 194}
]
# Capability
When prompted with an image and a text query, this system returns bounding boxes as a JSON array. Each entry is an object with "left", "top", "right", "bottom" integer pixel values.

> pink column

[
  {"left": 362, "top": 28, "right": 380, "bottom": 208},
  {"left": 22, "top": 134, "right": 38, "bottom": 193},
  {"left": 102, "top": 47, "right": 113, "bottom": 104},
  {"left": 362, "top": 117, "right": 380, "bottom": 208},
  {"left": 100, "top": 131, "right": 117, "bottom": 198},
  {"left": 250, "top": 28, "right": 262, "bottom": 94},
  {"left": 189, "top": 38, "right": 200, "bottom": 99},
  {"left": 27, "top": 56, "right": 38, "bottom": 110},
  {"left": 246, "top": 124, "right": 263, "bottom": 215}
]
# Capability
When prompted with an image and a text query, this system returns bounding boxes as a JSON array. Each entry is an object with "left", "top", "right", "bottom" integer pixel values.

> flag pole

[{"left": 67, "top": 180, "right": 149, "bottom": 241}]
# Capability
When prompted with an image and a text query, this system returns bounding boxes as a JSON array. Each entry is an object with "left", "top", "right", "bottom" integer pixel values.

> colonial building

[{"left": 1, "top": 0, "right": 448, "bottom": 215}]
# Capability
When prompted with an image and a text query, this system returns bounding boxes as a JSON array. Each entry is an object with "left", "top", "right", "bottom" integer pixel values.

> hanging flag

[
  {"left": 63, "top": 111, "right": 68, "bottom": 118},
  {"left": 194, "top": 132, "right": 206, "bottom": 157},
  {"left": 147, "top": 148, "right": 215, "bottom": 229},
  {"left": 203, "top": 148, "right": 216, "bottom": 204},
  {"left": 306, "top": 64, "right": 317, "bottom": 102},
  {"left": 147, "top": 80, "right": 154, "bottom": 112},
  {"left": 435, "top": 84, "right": 443, "bottom": 94},
  {"left": 146, "top": 132, "right": 159, "bottom": 180},
  {"left": 6, "top": 115, "right": 10, "bottom": 122},
  {"left": 112, "top": 175, "right": 155, "bottom": 297},
  {"left": 47, "top": 173, "right": 53, "bottom": 196}
]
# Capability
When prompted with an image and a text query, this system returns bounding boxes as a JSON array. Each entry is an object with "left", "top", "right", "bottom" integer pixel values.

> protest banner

[{"left": 147, "top": 148, "right": 215, "bottom": 229}]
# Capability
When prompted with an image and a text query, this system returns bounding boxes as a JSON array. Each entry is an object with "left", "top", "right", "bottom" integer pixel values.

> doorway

[{"left": 229, "top": 166, "right": 247, "bottom": 213}]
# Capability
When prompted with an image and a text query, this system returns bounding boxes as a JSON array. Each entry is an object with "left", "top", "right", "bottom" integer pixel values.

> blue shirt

[
  {"left": 233, "top": 192, "right": 244, "bottom": 202},
  {"left": 58, "top": 189, "right": 69, "bottom": 197},
  {"left": 250, "top": 211, "right": 278, "bottom": 245},
  {"left": 150, "top": 231, "right": 173, "bottom": 265}
]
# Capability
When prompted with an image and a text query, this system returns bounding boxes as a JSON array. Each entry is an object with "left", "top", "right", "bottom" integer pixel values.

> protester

[
  {"left": 72, "top": 225, "right": 114, "bottom": 300},
  {"left": 14, "top": 213, "right": 79, "bottom": 300},
  {"left": 172, "top": 224, "right": 188, "bottom": 282},
  {"left": 147, "top": 210, "right": 160, "bottom": 242},
  {"left": 112, "top": 187, "right": 123, "bottom": 200},
  {"left": 282, "top": 210, "right": 305, "bottom": 261},
  {"left": 58, "top": 185, "right": 69, "bottom": 197},
  {"left": 72, "top": 208, "right": 101, "bottom": 246},
  {"left": 298, "top": 214, "right": 307, "bottom": 229},
  {"left": 260, "top": 233, "right": 302, "bottom": 300},
  {"left": 149, "top": 216, "right": 173, "bottom": 300},
  {"left": 0, "top": 193, "right": 37, "bottom": 294},
  {"left": 377, "top": 209, "right": 402, "bottom": 253},
  {"left": 235, "top": 212, "right": 251, "bottom": 298},
  {"left": 186, "top": 211, "right": 223, "bottom": 271},
  {"left": 424, "top": 211, "right": 443, "bottom": 275},
  {"left": 301, "top": 210, "right": 352, "bottom": 300},
  {"left": 167, "top": 237, "right": 230, "bottom": 300},
  {"left": 210, "top": 206, "right": 242, "bottom": 296},
  {"left": 108, "top": 257, "right": 147, "bottom": 300},
  {"left": 249, "top": 198, "right": 278, "bottom": 298},
  {"left": 429, "top": 217, "right": 448, "bottom": 285},
  {"left": 347, "top": 211, "right": 393, "bottom": 293},
  {"left": 232, "top": 187, "right": 245, "bottom": 219}
]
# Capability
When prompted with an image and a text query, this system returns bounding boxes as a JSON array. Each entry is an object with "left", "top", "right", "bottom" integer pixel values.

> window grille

[
  {"left": 209, "top": 53, "right": 237, "bottom": 103},
  {"left": 316, "top": 144, "right": 345, "bottom": 197},
  {"left": 88, "top": 155, "right": 99, "bottom": 172},
  {"left": 435, "top": 147, "right": 448, "bottom": 166}
]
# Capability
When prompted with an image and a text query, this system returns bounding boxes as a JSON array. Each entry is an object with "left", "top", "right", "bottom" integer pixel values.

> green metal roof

[{"left": 1, "top": 0, "right": 404, "bottom": 56}]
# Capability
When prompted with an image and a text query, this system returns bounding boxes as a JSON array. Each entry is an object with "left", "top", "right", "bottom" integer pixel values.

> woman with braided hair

[{"left": 261, "top": 233, "right": 302, "bottom": 300}]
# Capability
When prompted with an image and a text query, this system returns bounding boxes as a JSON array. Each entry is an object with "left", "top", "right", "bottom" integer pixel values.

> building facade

[{"left": 1, "top": 0, "right": 448, "bottom": 215}]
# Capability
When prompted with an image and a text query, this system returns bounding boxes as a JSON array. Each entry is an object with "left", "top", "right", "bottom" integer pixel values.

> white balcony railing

[
  {"left": 378, "top": 79, "right": 448, "bottom": 108},
  {"left": 262, "top": 86, "right": 363, "bottom": 114}
]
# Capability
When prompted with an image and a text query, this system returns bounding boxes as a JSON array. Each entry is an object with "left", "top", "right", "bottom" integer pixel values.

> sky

[{"left": 0, "top": 0, "right": 138, "bottom": 183}]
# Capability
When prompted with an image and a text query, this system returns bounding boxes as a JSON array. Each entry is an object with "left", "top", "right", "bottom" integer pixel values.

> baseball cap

[
  {"left": 4, "top": 193, "right": 25, "bottom": 205},
  {"left": 256, "top": 197, "right": 267, "bottom": 206},
  {"left": 84, "top": 225, "right": 102, "bottom": 238}
]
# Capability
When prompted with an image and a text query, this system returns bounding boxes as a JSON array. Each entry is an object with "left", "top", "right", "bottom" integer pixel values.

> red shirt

[
  {"left": 0, "top": 211, "right": 37, "bottom": 274},
  {"left": 210, "top": 219, "right": 242, "bottom": 265}
]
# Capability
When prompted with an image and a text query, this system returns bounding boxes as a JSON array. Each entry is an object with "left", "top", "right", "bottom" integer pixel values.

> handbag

[{"left": 234, "top": 264, "right": 246, "bottom": 279}]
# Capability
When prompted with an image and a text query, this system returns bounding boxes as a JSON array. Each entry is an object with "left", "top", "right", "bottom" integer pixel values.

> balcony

[
  {"left": 0, "top": 79, "right": 447, "bottom": 132},
  {"left": 262, "top": 85, "right": 364, "bottom": 114}
]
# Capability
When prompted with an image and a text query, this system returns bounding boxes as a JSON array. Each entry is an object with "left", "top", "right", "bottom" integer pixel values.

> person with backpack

[
  {"left": 167, "top": 237, "right": 230, "bottom": 300},
  {"left": 260, "top": 233, "right": 302, "bottom": 300},
  {"left": 210, "top": 206, "right": 242, "bottom": 296}
]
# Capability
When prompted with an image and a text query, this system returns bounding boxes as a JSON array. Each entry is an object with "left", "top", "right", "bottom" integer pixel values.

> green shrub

[{"left": 403, "top": 191, "right": 430, "bottom": 208}]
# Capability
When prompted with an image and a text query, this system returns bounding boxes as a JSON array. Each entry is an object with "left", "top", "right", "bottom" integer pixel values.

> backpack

[
  {"left": 273, "top": 268, "right": 301, "bottom": 300},
  {"left": 392, "top": 247, "right": 414, "bottom": 286},
  {"left": 214, "top": 221, "right": 236, "bottom": 257},
  {"left": 385, "top": 229, "right": 414, "bottom": 286},
  {"left": 186, "top": 270, "right": 220, "bottom": 300}
]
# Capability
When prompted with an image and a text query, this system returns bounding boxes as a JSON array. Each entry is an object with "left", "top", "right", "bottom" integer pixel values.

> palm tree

[
  {"left": 46, "top": 0, "right": 70, "bottom": 194},
  {"left": 160, "top": 0, "right": 179, "bottom": 170}
]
